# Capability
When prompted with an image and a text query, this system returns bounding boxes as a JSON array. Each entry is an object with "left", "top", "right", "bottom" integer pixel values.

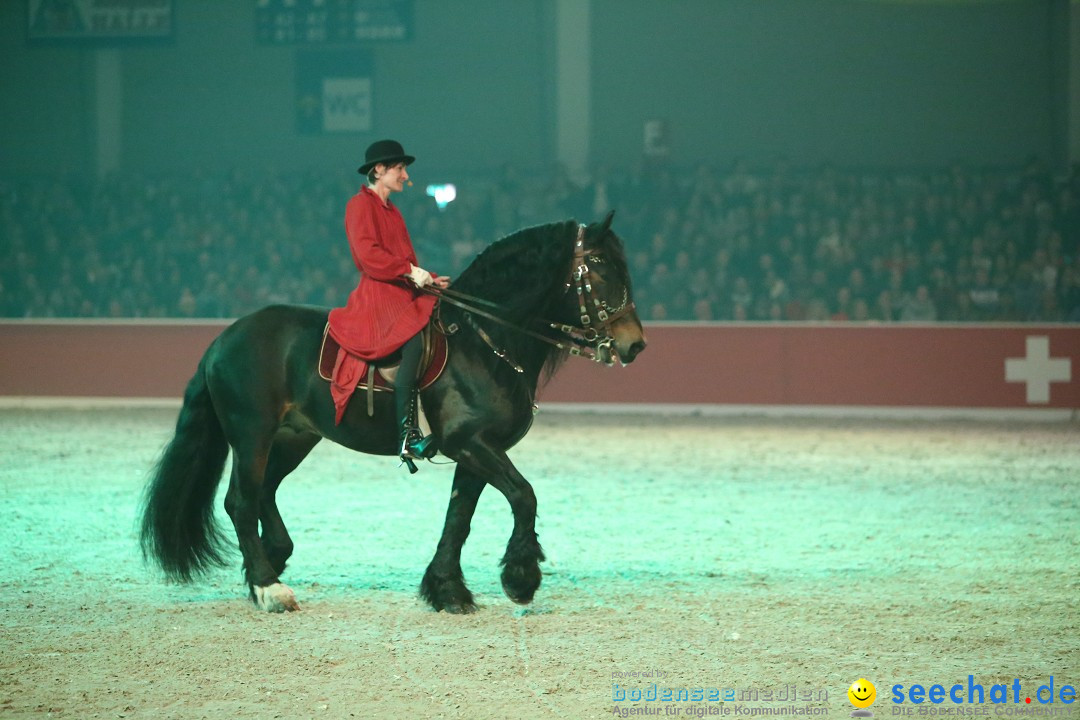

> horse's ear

[{"left": 601, "top": 209, "right": 615, "bottom": 232}]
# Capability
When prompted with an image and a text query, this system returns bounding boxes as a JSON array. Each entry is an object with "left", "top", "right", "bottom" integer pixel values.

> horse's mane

[
  {"left": 443, "top": 217, "right": 630, "bottom": 387},
  {"left": 451, "top": 220, "right": 578, "bottom": 319}
]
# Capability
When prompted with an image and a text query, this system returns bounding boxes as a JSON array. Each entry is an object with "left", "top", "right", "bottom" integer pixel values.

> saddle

[{"left": 319, "top": 323, "right": 448, "bottom": 416}]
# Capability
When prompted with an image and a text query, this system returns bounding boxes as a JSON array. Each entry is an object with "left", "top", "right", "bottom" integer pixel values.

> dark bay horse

[{"left": 140, "top": 212, "right": 646, "bottom": 613}]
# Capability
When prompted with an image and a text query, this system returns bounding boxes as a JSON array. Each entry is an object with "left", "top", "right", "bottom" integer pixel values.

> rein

[{"left": 422, "top": 225, "right": 636, "bottom": 370}]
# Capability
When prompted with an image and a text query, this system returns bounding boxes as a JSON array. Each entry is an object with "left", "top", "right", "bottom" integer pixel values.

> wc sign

[
  {"left": 322, "top": 77, "right": 371, "bottom": 132},
  {"left": 296, "top": 50, "right": 372, "bottom": 135}
]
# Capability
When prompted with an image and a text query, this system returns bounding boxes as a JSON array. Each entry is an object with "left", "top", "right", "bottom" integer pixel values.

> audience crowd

[{"left": 2, "top": 158, "right": 1078, "bottom": 323}]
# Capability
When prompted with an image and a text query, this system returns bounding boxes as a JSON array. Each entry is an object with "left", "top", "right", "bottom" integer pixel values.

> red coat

[{"left": 327, "top": 186, "right": 436, "bottom": 359}]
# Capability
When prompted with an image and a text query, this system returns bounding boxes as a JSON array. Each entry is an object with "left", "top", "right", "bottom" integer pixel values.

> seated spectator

[
  {"left": 899, "top": 285, "right": 938, "bottom": 322},
  {"left": 805, "top": 297, "right": 830, "bottom": 322},
  {"left": 968, "top": 268, "right": 1000, "bottom": 320},
  {"left": 851, "top": 298, "right": 871, "bottom": 322},
  {"left": 873, "top": 289, "right": 896, "bottom": 322},
  {"left": 1, "top": 161, "right": 1076, "bottom": 325},
  {"left": 831, "top": 287, "right": 853, "bottom": 321},
  {"left": 692, "top": 297, "right": 714, "bottom": 321},
  {"left": 729, "top": 277, "right": 754, "bottom": 314}
]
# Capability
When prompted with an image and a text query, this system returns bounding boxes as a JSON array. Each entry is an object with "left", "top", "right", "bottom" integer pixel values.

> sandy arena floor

[{"left": 0, "top": 407, "right": 1078, "bottom": 719}]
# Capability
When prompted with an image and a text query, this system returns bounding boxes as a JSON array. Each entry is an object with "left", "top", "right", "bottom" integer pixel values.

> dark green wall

[
  {"left": 1, "top": 6, "right": 95, "bottom": 175},
  {"left": 0, "top": 1, "right": 1064, "bottom": 176},
  {"left": 1, "top": 1, "right": 554, "bottom": 176},
  {"left": 590, "top": 0, "right": 1059, "bottom": 168}
]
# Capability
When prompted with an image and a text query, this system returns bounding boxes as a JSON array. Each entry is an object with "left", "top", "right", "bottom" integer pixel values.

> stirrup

[
  {"left": 399, "top": 426, "right": 436, "bottom": 474},
  {"left": 398, "top": 380, "right": 435, "bottom": 473}
]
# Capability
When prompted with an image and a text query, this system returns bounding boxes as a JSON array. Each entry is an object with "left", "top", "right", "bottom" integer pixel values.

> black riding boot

[{"left": 396, "top": 333, "right": 436, "bottom": 473}]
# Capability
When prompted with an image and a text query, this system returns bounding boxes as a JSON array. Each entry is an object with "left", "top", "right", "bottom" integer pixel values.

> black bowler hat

[{"left": 357, "top": 139, "right": 415, "bottom": 175}]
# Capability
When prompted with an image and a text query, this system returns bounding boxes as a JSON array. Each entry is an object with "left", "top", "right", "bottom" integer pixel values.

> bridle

[
  {"left": 552, "top": 224, "right": 637, "bottom": 362},
  {"left": 424, "top": 224, "right": 636, "bottom": 370}
]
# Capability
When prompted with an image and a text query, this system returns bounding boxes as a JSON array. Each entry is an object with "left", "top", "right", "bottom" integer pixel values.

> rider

[{"left": 327, "top": 139, "right": 450, "bottom": 468}]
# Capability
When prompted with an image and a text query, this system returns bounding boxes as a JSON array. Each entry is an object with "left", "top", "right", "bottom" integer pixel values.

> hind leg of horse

[
  {"left": 455, "top": 443, "right": 544, "bottom": 605},
  {"left": 261, "top": 431, "right": 322, "bottom": 577},
  {"left": 223, "top": 439, "right": 299, "bottom": 613},
  {"left": 420, "top": 465, "right": 486, "bottom": 613}
]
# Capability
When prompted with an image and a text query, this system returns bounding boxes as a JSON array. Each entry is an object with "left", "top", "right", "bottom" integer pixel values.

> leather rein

[{"left": 422, "top": 224, "right": 636, "bottom": 372}]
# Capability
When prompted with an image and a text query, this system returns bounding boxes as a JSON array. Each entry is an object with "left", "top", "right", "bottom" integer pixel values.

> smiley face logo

[{"left": 848, "top": 678, "right": 877, "bottom": 710}]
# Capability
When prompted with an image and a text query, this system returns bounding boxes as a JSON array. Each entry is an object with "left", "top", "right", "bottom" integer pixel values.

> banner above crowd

[{"left": 28, "top": 0, "right": 173, "bottom": 41}]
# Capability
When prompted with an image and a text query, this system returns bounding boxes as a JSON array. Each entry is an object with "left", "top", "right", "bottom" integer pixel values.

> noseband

[{"left": 425, "top": 224, "right": 636, "bottom": 369}]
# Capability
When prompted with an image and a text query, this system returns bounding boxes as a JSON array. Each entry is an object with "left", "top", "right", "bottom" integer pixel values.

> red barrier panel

[
  {"left": 0, "top": 321, "right": 226, "bottom": 398},
  {"left": 540, "top": 324, "right": 1080, "bottom": 409},
  {"left": 1, "top": 321, "right": 1077, "bottom": 409}
]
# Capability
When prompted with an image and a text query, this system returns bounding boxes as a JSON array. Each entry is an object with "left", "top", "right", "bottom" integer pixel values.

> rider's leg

[{"left": 396, "top": 332, "right": 436, "bottom": 466}]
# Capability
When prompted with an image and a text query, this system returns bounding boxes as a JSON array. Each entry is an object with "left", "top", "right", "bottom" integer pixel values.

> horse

[{"left": 139, "top": 211, "right": 646, "bottom": 613}]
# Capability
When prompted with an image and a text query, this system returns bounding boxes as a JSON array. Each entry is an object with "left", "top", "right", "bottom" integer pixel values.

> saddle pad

[{"left": 319, "top": 324, "right": 448, "bottom": 392}]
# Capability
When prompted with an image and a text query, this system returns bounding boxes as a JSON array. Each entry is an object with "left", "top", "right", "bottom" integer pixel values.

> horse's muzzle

[
  {"left": 622, "top": 339, "right": 646, "bottom": 363},
  {"left": 610, "top": 314, "right": 646, "bottom": 365}
]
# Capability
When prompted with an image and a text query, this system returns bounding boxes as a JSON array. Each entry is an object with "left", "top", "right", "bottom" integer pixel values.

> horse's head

[
  {"left": 576, "top": 211, "right": 647, "bottom": 365},
  {"left": 449, "top": 212, "right": 646, "bottom": 374}
]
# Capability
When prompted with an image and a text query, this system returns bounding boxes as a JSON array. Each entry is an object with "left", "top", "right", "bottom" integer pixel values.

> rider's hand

[
  {"left": 406, "top": 264, "right": 434, "bottom": 288},
  {"left": 432, "top": 274, "right": 451, "bottom": 289}
]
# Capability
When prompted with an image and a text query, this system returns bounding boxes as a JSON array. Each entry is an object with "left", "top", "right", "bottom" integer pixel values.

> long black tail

[{"left": 140, "top": 354, "right": 231, "bottom": 581}]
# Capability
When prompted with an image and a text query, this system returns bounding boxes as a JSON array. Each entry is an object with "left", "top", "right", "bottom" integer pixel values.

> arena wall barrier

[{"left": 1, "top": 321, "right": 1077, "bottom": 416}]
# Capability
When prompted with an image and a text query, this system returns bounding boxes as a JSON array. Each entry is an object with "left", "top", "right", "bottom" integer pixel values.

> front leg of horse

[
  {"left": 420, "top": 466, "right": 486, "bottom": 613},
  {"left": 458, "top": 444, "right": 545, "bottom": 605},
  {"left": 499, "top": 497, "right": 545, "bottom": 605}
]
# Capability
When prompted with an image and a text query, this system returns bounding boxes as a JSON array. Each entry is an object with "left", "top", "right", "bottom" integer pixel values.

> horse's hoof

[
  {"left": 500, "top": 563, "right": 541, "bottom": 605},
  {"left": 441, "top": 599, "right": 479, "bottom": 614},
  {"left": 252, "top": 582, "right": 300, "bottom": 613},
  {"left": 421, "top": 584, "right": 478, "bottom": 614},
  {"left": 420, "top": 566, "right": 478, "bottom": 614}
]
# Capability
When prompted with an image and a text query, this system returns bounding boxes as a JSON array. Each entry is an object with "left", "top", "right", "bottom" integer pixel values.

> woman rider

[{"left": 327, "top": 139, "right": 450, "bottom": 469}]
